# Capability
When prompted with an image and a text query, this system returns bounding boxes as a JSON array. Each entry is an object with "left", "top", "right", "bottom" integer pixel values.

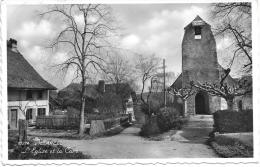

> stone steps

[{"left": 184, "top": 115, "right": 214, "bottom": 129}]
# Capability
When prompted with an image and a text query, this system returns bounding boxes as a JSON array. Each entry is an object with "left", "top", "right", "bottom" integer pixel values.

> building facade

[
  {"left": 7, "top": 39, "right": 56, "bottom": 129},
  {"left": 171, "top": 16, "right": 252, "bottom": 115}
]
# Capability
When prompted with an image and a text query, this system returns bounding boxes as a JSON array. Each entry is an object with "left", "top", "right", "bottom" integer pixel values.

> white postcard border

[{"left": 1, "top": 0, "right": 260, "bottom": 166}]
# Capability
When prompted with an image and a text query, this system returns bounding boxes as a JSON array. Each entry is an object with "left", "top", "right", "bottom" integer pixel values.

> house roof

[
  {"left": 7, "top": 48, "right": 56, "bottom": 90},
  {"left": 60, "top": 82, "right": 135, "bottom": 100}
]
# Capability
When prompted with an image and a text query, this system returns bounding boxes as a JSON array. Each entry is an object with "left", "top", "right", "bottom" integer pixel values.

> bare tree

[
  {"left": 102, "top": 52, "right": 137, "bottom": 111},
  {"left": 151, "top": 72, "right": 176, "bottom": 92},
  {"left": 168, "top": 86, "right": 195, "bottom": 101},
  {"left": 102, "top": 52, "right": 135, "bottom": 88},
  {"left": 135, "top": 54, "right": 161, "bottom": 115},
  {"left": 167, "top": 86, "right": 196, "bottom": 116},
  {"left": 190, "top": 74, "right": 252, "bottom": 110},
  {"left": 41, "top": 4, "right": 116, "bottom": 135},
  {"left": 211, "top": 2, "right": 252, "bottom": 71}
]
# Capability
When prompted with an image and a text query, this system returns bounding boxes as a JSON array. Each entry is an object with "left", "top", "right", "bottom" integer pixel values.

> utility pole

[{"left": 163, "top": 59, "right": 166, "bottom": 110}]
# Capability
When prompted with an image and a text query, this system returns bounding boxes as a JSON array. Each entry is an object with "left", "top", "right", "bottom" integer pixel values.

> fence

[
  {"left": 36, "top": 114, "right": 130, "bottom": 130},
  {"left": 36, "top": 115, "right": 79, "bottom": 129}
]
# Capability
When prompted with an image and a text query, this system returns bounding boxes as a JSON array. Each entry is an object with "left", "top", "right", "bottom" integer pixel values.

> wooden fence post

[{"left": 18, "top": 119, "right": 27, "bottom": 142}]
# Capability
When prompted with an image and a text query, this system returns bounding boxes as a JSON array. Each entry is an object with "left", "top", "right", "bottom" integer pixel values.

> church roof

[
  {"left": 8, "top": 48, "right": 56, "bottom": 90},
  {"left": 170, "top": 64, "right": 237, "bottom": 89},
  {"left": 170, "top": 73, "right": 182, "bottom": 89},
  {"left": 217, "top": 64, "right": 237, "bottom": 86},
  {"left": 193, "top": 15, "right": 204, "bottom": 22},
  {"left": 184, "top": 15, "right": 209, "bottom": 29}
]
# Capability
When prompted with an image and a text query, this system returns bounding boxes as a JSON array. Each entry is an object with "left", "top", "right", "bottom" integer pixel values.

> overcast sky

[{"left": 7, "top": 4, "right": 242, "bottom": 90}]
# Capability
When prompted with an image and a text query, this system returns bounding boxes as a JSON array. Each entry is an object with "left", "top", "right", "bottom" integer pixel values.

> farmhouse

[
  {"left": 171, "top": 16, "right": 252, "bottom": 115},
  {"left": 7, "top": 38, "right": 56, "bottom": 129},
  {"left": 58, "top": 80, "right": 136, "bottom": 120}
]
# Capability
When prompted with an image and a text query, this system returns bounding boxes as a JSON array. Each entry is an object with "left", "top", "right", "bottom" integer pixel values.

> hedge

[{"left": 213, "top": 109, "right": 253, "bottom": 133}]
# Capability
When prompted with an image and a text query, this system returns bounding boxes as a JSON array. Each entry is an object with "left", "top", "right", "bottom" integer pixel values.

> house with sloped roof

[
  {"left": 7, "top": 38, "right": 56, "bottom": 129},
  {"left": 58, "top": 80, "right": 136, "bottom": 120}
]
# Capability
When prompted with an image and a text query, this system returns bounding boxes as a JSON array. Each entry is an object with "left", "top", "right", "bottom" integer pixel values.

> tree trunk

[
  {"left": 226, "top": 98, "right": 234, "bottom": 111},
  {"left": 79, "top": 77, "right": 86, "bottom": 136},
  {"left": 183, "top": 100, "right": 187, "bottom": 117},
  {"left": 79, "top": 97, "right": 86, "bottom": 136}
]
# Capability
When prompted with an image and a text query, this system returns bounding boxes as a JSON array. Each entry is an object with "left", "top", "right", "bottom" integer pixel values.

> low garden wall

[{"left": 213, "top": 109, "right": 253, "bottom": 133}]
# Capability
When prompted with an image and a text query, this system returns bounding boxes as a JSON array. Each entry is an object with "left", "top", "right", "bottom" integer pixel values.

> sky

[{"left": 7, "top": 3, "right": 243, "bottom": 90}]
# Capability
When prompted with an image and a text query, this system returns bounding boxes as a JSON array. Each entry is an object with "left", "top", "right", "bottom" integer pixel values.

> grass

[
  {"left": 208, "top": 134, "right": 253, "bottom": 158},
  {"left": 24, "top": 121, "right": 132, "bottom": 140}
]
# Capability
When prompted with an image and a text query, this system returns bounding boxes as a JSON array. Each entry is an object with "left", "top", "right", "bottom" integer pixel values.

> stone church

[{"left": 171, "top": 16, "right": 252, "bottom": 116}]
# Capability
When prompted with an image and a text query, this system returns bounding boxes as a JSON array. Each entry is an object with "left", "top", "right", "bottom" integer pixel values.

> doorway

[
  {"left": 195, "top": 91, "right": 209, "bottom": 114},
  {"left": 10, "top": 109, "right": 18, "bottom": 129}
]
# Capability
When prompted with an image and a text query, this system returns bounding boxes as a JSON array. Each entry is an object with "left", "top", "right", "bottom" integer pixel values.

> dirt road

[{"left": 53, "top": 115, "right": 218, "bottom": 158}]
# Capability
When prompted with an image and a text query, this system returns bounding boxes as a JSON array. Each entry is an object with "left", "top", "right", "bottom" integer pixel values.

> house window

[
  {"left": 37, "top": 108, "right": 46, "bottom": 116},
  {"left": 194, "top": 26, "right": 202, "bottom": 39},
  {"left": 26, "top": 90, "right": 33, "bottom": 100},
  {"left": 26, "top": 108, "right": 33, "bottom": 120},
  {"left": 238, "top": 100, "right": 243, "bottom": 111},
  {"left": 38, "top": 91, "right": 43, "bottom": 99}
]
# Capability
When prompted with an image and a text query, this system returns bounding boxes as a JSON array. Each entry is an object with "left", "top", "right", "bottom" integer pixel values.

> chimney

[
  {"left": 7, "top": 38, "right": 18, "bottom": 53},
  {"left": 98, "top": 80, "right": 105, "bottom": 93}
]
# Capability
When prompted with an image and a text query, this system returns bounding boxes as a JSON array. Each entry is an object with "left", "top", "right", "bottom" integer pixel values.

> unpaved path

[{"left": 51, "top": 115, "right": 218, "bottom": 158}]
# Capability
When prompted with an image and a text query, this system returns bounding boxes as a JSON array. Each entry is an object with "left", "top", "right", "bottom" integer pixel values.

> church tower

[{"left": 182, "top": 15, "right": 220, "bottom": 115}]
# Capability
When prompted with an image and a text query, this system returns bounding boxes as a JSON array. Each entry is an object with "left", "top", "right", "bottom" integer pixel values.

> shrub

[
  {"left": 140, "top": 103, "right": 160, "bottom": 116},
  {"left": 213, "top": 109, "right": 253, "bottom": 133},
  {"left": 9, "top": 138, "right": 91, "bottom": 159},
  {"left": 156, "top": 107, "right": 182, "bottom": 132},
  {"left": 139, "top": 116, "right": 160, "bottom": 136},
  {"left": 140, "top": 107, "right": 187, "bottom": 137}
]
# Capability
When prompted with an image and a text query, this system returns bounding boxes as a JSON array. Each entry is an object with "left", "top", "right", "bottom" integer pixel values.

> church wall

[
  {"left": 234, "top": 95, "right": 253, "bottom": 111},
  {"left": 186, "top": 94, "right": 195, "bottom": 115},
  {"left": 182, "top": 24, "right": 219, "bottom": 88},
  {"left": 182, "top": 18, "right": 220, "bottom": 115}
]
